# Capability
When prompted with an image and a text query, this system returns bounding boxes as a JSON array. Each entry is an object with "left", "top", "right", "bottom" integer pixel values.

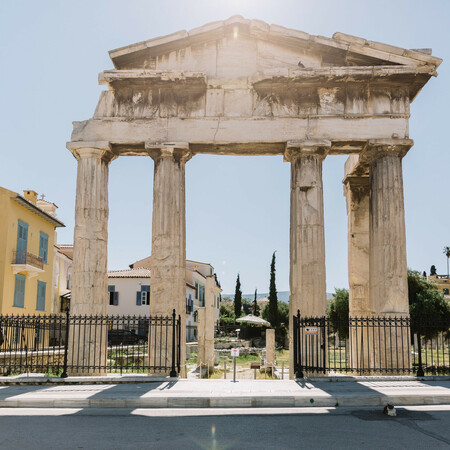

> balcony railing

[{"left": 12, "top": 251, "right": 44, "bottom": 270}]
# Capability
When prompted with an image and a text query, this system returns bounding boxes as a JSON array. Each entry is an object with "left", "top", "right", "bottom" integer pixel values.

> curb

[
  {"left": 1, "top": 394, "right": 449, "bottom": 409},
  {"left": 1, "top": 375, "right": 449, "bottom": 385}
]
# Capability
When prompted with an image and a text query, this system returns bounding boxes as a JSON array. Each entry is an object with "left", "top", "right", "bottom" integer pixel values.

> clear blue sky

[{"left": 1, "top": 0, "right": 449, "bottom": 295}]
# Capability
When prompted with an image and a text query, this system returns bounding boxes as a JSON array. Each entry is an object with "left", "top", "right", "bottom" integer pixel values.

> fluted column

[
  {"left": 366, "top": 138, "right": 413, "bottom": 371},
  {"left": 66, "top": 140, "right": 115, "bottom": 375},
  {"left": 147, "top": 142, "right": 192, "bottom": 377},
  {"left": 197, "top": 275, "right": 216, "bottom": 374},
  {"left": 285, "top": 139, "right": 330, "bottom": 379},
  {"left": 343, "top": 175, "right": 370, "bottom": 372}
]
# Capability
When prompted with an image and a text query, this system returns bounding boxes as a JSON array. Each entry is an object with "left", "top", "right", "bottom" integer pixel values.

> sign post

[{"left": 231, "top": 348, "right": 239, "bottom": 382}]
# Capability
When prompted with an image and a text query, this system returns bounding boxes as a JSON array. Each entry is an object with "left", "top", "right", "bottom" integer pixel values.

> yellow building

[
  {"left": 428, "top": 274, "right": 450, "bottom": 299},
  {"left": 0, "top": 187, "right": 64, "bottom": 316}
]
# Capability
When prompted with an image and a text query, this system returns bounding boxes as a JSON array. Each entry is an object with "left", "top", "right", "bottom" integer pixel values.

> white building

[{"left": 108, "top": 259, "right": 221, "bottom": 341}]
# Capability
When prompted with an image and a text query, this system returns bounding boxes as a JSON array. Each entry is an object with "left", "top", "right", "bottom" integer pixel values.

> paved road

[{"left": 0, "top": 406, "right": 449, "bottom": 449}]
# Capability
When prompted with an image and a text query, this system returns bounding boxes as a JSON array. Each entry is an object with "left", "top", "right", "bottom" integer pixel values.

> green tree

[
  {"left": 444, "top": 246, "right": 450, "bottom": 277},
  {"left": 252, "top": 289, "right": 260, "bottom": 316},
  {"left": 219, "top": 299, "right": 235, "bottom": 325},
  {"left": 277, "top": 301, "right": 289, "bottom": 326},
  {"left": 234, "top": 274, "right": 242, "bottom": 320},
  {"left": 261, "top": 301, "right": 289, "bottom": 346},
  {"left": 242, "top": 298, "right": 252, "bottom": 315},
  {"left": 267, "top": 252, "right": 278, "bottom": 327},
  {"left": 326, "top": 288, "right": 349, "bottom": 339},
  {"left": 408, "top": 269, "right": 450, "bottom": 338}
]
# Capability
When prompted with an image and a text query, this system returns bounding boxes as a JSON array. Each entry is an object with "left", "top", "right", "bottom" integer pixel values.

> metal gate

[
  {"left": 292, "top": 311, "right": 327, "bottom": 378},
  {"left": 293, "top": 310, "right": 450, "bottom": 377}
]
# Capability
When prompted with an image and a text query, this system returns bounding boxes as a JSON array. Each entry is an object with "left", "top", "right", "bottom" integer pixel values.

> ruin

[{"left": 67, "top": 16, "right": 442, "bottom": 377}]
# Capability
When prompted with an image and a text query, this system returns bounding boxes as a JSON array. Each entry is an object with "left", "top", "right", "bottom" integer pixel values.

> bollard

[
  {"left": 233, "top": 355, "right": 236, "bottom": 382},
  {"left": 254, "top": 368, "right": 257, "bottom": 380},
  {"left": 224, "top": 360, "right": 227, "bottom": 379},
  {"left": 282, "top": 361, "right": 284, "bottom": 380}
]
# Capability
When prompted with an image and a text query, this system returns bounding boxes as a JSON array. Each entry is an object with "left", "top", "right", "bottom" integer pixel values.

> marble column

[
  {"left": 343, "top": 175, "right": 370, "bottom": 372},
  {"left": 285, "top": 139, "right": 330, "bottom": 379},
  {"left": 197, "top": 275, "right": 216, "bottom": 374},
  {"left": 266, "top": 329, "right": 276, "bottom": 374},
  {"left": 147, "top": 142, "right": 192, "bottom": 377},
  {"left": 66, "top": 141, "right": 115, "bottom": 375},
  {"left": 367, "top": 139, "right": 413, "bottom": 371}
]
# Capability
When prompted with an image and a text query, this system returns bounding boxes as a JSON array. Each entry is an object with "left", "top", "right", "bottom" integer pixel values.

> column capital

[
  {"left": 363, "top": 138, "right": 413, "bottom": 164},
  {"left": 66, "top": 141, "right": 116, "bottom": 163},
  {"left": 343, "top": 176, "right": 370, "bottom": 199},
  {"left": 284, "top": 139, "right": 331, "bottom": 162},
  {"left": 145, "top": 141, "right": 193, "bottom": 163}
]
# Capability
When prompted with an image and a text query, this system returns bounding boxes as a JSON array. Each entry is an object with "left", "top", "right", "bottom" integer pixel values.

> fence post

[
  {"left": 416, "top": 333, "right": 424, "bottom": 377},
  {"left": 61, "top": 308, "right": 70, "bottom": 378},
  {"left": 295, "top": 309, "right": 304, "bottom": 378},
  {"left": 177, "top": 314, "right": 181, "bottom": 374},
  {"left": 170, "top": 309, "right": 177, "bottom": 378},
  {"left": 322, "top": 316, "right": 326, "bottom": 374}
]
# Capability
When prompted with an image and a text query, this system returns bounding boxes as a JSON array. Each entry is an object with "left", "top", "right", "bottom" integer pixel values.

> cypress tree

[
  {"left": 234, "top": 274, "right": 242, "bottom": 320},
  {"left": 268, "top": 252, "right": 278, "bottom": 327},
  {"left": 253, "top": 288, "right": 260, "bottom": 316}
]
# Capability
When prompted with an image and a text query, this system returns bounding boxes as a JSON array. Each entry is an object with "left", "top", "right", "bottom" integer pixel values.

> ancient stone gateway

[{"left": 66, "top": 16, "right": 441, "bottom": 378}]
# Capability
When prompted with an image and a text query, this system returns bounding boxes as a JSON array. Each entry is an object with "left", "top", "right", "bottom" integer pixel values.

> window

[
  {"left": 16, "top": 220, "right": 28, "bottom": 263},
  {"left": 36, "top": 280, "right": 46, "bottom": 311},
  {"left": 67, "top": 268, "right": 71, "bottom": 290},
  {"left": 13, "top": 274, "right": 26, "bottom": 308},
  {"left": 34, "top": 328, "right": 43, "bottom": 347},
  {"left": 12, "top": 327, "right": 21, "bottom": 345},
  {"left": 39, "top": 232, "right": 49, "bottom": 264},
  {"left": 109, "top": 285, "right": 119, "bottom": 306},
  {"left": 199, "top": 285, "right": 205, "bottom": 307},
  {"left": 195, "top": 282, "right": 198, "bottom": 299},
  {"left": 137, "top": 285, "right": 150, "bottom": 305},
  {"left": 444, "top": 288, "right": 449, "bottom": 296},
  {"left": 186, "top": 294, "right": 193, "bottom": 314}
]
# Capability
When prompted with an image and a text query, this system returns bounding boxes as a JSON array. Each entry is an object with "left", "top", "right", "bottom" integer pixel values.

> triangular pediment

[{"left": 109, "top": 15, "right": 441, "bottom": 76}]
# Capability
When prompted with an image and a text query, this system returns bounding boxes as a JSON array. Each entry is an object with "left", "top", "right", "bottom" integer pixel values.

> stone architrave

[
  {"left": 285, "top": 139, "right": 330, "bottom": 378},
  {"left": 265, "top": 329, "right": 276, "bottom": 373},
  {"left": 147, "top": 143, "right": 192, "bottom": 377},
  {"left": 366, "top": 139, "right": 413, "bottom": 371},
  {"left": 66, "top": 141, "right": 115, "bottom": 375},
  {"left": 343, "top": 173, "right": 370, "bottom": 372}
]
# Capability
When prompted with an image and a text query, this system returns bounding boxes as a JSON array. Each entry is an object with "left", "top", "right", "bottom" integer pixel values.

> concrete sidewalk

[{"left": 0, "top": 377, "right": 449, "bottom": 409}]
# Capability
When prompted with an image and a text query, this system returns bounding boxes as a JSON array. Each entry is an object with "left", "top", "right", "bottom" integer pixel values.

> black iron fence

[
  {"left": 0, "top": 310, "right": 181, "bottom": 377},
  {"left": 293, "top": 311, "right": 449, "bottom": 377}
]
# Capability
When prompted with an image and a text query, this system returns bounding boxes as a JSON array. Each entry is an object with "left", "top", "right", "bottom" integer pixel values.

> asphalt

[{"left": 0, "top": 375, "right": 449, "bottom": 409}]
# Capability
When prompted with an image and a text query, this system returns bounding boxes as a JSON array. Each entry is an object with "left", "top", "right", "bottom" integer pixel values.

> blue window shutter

[
  {"left": 113, "top": 291, "right": 119, "bottom": 306},
  {"left": 16, "top": 220, "right": 28, "bottom": 262},
  {"left": 142, "top": 285, "right": 150, "bottom": 292},
  {"left": 195, "top": 282, "right": 198, "bottom": 299},
  {"left": 136, "top": 291, "right": 141, "bottom": 305},
  {"left": 39, "top": 232, "right": 49, "bottom": 264},
  {"left": 13, "top": 274, "right": 26, "bottom": 308},
  {"left": 36, "top": 281, "right": 46, "bottom": 311},
  {"left": 108, "top": 285, "right": 115, "bottom": 292}
]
